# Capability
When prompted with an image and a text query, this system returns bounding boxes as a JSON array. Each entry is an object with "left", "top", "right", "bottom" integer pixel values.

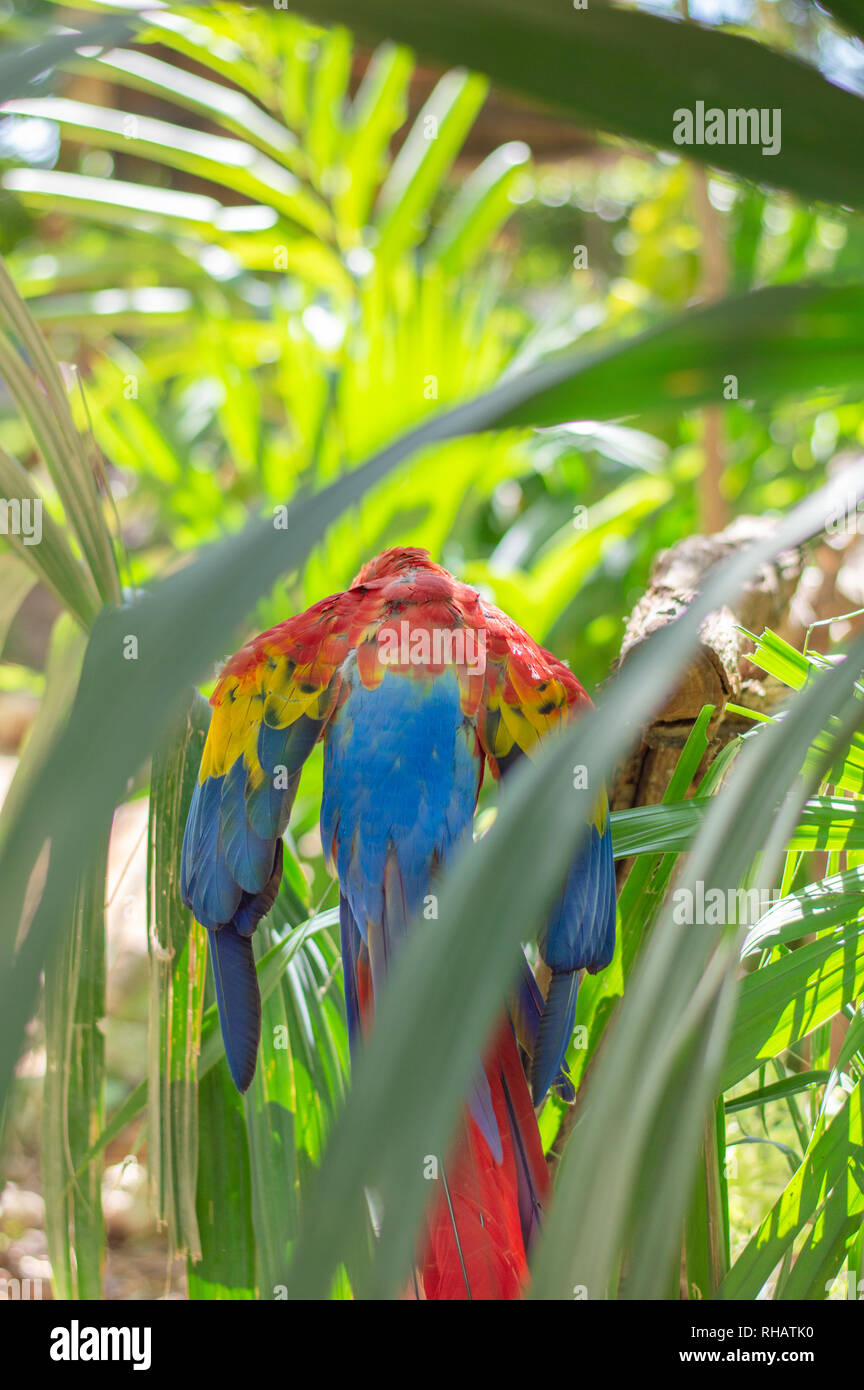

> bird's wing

[
  {"left": 478, "top": 602, "right": 617, "bottom": 1103},
  {"left": 181, "top": 596, "right": 352, "bottom": 930},
  {"left": 180, "top": 592, "right": 362, "bottom": 1089}
]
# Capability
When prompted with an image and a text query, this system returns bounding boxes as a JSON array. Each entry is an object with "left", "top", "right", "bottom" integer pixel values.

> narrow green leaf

[
  {"left": 306, "top": 24, "right": 353, "bottom": 181},
  {"left": 0, "top": 255, "right": 120, "bottom": 605},
  {"left": 611, "top": 798, "right": 708, "bottom": 859},
  {"left": 42, "top": 821, "right": 109, "bottom": 1299},
  {"left": 790, "top": 798, "right": 864, "bottom": 852},
  {"left": 375, "top": 69, "right": 488, "bottom": 262},
  {"left": 0, "top": 553, "right": 37, "bottom": 654},
  {"left": 741, "top": 864, "right": 864, "bottom": 957},
  {"left": 744, "top": 626, "right": 815, "bottom": 691},
  {"left": 726, "top": 1071, "right": 833, "bottom": 1114},
  {"left": 5, "top": 98, "right": 332, "bottom": 239},
  {"left": 146, "top": 695, "right": 211, "bottom": 1261},
  {"left": 187, "top": 1067, "right": 256, "bottom": 1300},
  {"left": 246, "top": 912, "right": 349, "bottom": 1298},
  {"left": 682, "top": 1101, "right": 729, "bottom": 1300},
  {"left": 0, "top": 445, "right": 100, "bottom": 627},
  {"left": 337, "top": 42, "right": 413, "bottom": 231},
  {"left": 70, "top": 44, "right": 300, "bottom": 166},
  {"left": 0, "top": 615, "right": 86, "bottom": 858},
  {"left": 430, "top": 140, "right": 530, "bottom": 274}
]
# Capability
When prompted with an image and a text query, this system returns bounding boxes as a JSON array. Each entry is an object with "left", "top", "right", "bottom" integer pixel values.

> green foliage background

[{"left": 0, "top": 0, "right": 863, "bottom": 1300}]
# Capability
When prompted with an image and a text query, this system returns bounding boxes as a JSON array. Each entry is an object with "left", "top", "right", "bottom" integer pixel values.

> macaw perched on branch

[{"left": 181, "top": 547, "right": 616, "bottom": 1299}]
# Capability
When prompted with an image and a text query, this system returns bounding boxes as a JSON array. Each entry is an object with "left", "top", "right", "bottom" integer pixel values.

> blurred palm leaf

[
  {"left": 289, "top": 0, "right": 864, "bottom": 209},
  {"left": 0, "top": 11, "right": 137, "bottom": 105},
  {"left": 147, "top": 695, "right": 211, "bottom": 1262}
]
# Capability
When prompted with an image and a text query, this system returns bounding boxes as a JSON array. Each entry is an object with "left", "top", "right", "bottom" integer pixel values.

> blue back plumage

[
  {"left": 322, "top": 661, "right": 504, "bottom": 1153},
  {"left": 321, "top": 663, "right": 478, "bottom": 950}
]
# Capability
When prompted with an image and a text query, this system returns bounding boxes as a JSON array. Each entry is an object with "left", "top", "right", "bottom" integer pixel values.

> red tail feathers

[{"left": 421, "top": 1020, "right": 550, "bottom": 1300}]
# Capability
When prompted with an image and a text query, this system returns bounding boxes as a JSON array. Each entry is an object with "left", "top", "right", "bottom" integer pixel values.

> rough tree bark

[{"left": 610, "top": 514, "right": 806, "bottom": 867}]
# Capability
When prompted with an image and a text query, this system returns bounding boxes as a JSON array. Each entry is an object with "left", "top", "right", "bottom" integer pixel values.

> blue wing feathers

[
  {"left": 180, "top": 687, "right": 331, "bottom": 1090},
  {"left": 532, "top": 971, "right": 578, "bottom": 1104},
  {"left": 221, "top": 757, "right": 274, "bottom": 894},
  {"left": 254, "top": 713, "right": 321, "bottom": 833},
  {"left": 339, "top": 893, "right": 366, "bottom": 1061},
  {"left": 531, "top": 815, "right": 617, "bottom": 1104},
  {"left": 181, "top": 775, "right": 242, "bottom": 930}
]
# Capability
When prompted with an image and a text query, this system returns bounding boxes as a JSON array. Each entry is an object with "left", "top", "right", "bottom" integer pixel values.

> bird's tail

[
  {"left": 420, "top": 1018, "right": 549, "bottom": 1300},
  {"left": 208, "top": 924, "right": 261, "bottom": 1093}
]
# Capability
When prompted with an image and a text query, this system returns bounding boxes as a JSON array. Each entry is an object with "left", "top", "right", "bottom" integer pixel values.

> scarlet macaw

[{"left": 181, "top": 547, "right": 616, "bottom": 1298}]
